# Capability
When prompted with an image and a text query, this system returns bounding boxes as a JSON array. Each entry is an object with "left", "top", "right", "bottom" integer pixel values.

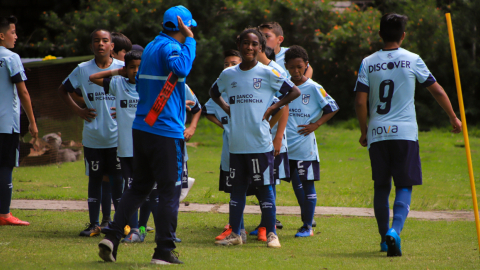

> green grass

[
  {"left": 1, "top": 210, "right": 479, "bottom": 269},
  {"left": 12, "top": 118, "right": 480, "bottom": 210}
]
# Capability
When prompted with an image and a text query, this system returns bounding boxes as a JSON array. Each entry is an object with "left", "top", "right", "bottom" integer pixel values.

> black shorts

[
  {"left": 218, "top": 169, "right": 232, "bottom": 194},
  {"left": 274, "top": 152, "right": 290, "bottom": 183},
  {"left": 286, "top": 159, "right": 320, "bottom": 182},
  {"left": 181, "top": 161, "right": 189, "bottom": 189},
  {"left": 369, "top": 140, "right": 422, "bottom": 186},
  {"left": 229, "top": 151, "right": 275, "bottom": 187},
  {"left": 0, "top": 133, "right": 19, "bottom": 167},
  {"left": 119, "top": 157, "right": 133, "bottom": 188},
  {"left": 83, "top": 147, "right": 121, "bottom": 178}
]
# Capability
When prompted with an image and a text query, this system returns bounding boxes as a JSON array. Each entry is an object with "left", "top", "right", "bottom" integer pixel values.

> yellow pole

[{"left": 445, "top": 13, "right": 480, "bottom": 254}]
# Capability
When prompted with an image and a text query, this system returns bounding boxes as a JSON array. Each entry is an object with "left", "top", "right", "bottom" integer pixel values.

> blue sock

[
  {"left": 290, "top": 166, "right": 305, "bottom": 220},
  {"left": 255, "top": 189, "right": 264, "bottom": 227},
  {"left": 302, "top": 180, "right": 316, "bottom": 228},
  {"left": 272, "top": 184, "right": 277, "bottom": 200},
  {"left": 374, "top": 182, "right": 391, "bottom": 242},
  {"left": 229, "top": 183, "right": 248, "bottom": 235},
  {"left": 109, "top": 174, "right": 123, "bottom": 211},
  {"left": 0, "top": 167, "right": 13, "bottom": 214},
  {"left": 256, "top": 185, "right": 276, "bottom": 235},
  {"left": 392, "top": 186, "right": 412, "bottom": 235},
  {"left": 101, "top": 179, "right": 112, "bottom": 221},
  {"left": 87, "top": 175, "right": 103, "bottom": 225}
]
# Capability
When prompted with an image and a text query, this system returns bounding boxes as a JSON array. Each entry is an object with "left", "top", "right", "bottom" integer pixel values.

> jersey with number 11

[{"left": 354, "top": 48, "right": 436, "bottom": 148}]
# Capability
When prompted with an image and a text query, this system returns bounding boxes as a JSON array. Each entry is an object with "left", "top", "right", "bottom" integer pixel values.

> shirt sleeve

[
  {"left": 354, "top": 60, "right": 369, "bottom": 93},
  {"left": 7, "top": 54, "right": 27, "bottom": 83},
  {"left": 203, "top": 99, "right": 217, "bottom": 115},
  {"left": 210, "top": 76, "right": 225, "bottom": 98},
  {"left": 62, "top": 66, "right": 81, "bottom": 93},
  {"left": 103, "top": 77, "right": 113, "bottom": 95},
  {"left": 414, "top": 56, "right": 436, "bottom": 87},
  {"left": 268, "top": 68, "right": 294, "bottom": 96},
  {"left": 315, "top": 86, "right": 339, "bottom": 114},
  {"left": 165, "top": 37, "right": 196, "bottom": 78}
]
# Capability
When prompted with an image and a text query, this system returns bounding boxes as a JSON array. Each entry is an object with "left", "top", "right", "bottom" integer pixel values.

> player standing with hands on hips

[
  {"left": 354, "top": 13, "right": 462, "bottom": 257},
  {"left": 98, "top": 5, "right": 196, "bottom": 265}
]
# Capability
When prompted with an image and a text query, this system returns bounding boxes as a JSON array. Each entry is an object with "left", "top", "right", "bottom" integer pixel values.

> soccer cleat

[
  {"left": 79, "top": 223, "right": 101, "bottom": 237},
  {"left": 249, "top": 227, "right": 259, "bottom": 236},
  {"left": 121, "top": 230, "right": 143, "bottom": 243},
  {"left": 386, "top": 228, "right": 402, "bottom": 257},
  {"left": 295, "top": 226, "right": 313, "bottom": 238},
  {"left": 240, "top": 229, "right": 247, "bottom": 244},
  {"left": 139, "top": 226, "right": 147, "bottom": 242},
  {"left": 99, "top": 217, "right": 111, "bottom": 229},
  {"left": 380, "top": 241, "right": 388, "bottom": 252},
  {"left": 215, "top": 225, "right": 232, "bottom": 240},
  {"left": 98, "top": 237, "right": 119, "bottom": 262},
  {"left": 151, "top": 249, "right": 184, "bottom": 264},
  {"left": 257, "top": 227, "right": 267, "bottom": 242},
  {"left": 179, "top": 177, "right": 195, "bottom": 202},
  {"left": 215, "top": 232, "right": 242, "bottom": 246},
  {"left": 0, "top": 213, "right": 30, "bottom": 226},
  {"left": 276, "top": 219, "right": 283, "bottom": 229},
  {"left": 266, "top": 232, "right": 281, "bottom": 248},
  {"left": 146, "top": 226, "right": 155, "bottom": 233},
  {"left": 124, "top": 225, "right": 131, "bottom": 236}
]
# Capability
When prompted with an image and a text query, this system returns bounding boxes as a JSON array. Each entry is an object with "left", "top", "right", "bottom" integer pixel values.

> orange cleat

[
  {"left": 0, "top": 213, "right": 30, "bottom": 226},
  {"left": 257, "top": 227, "right": 267, "bottom": 242},
  {"left": 215, "top": 225, "right": 232, "bottom": 240}
]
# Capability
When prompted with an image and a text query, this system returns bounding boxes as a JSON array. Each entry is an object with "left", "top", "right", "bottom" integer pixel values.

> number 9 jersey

[{"left": 354, "top": 48, "right": 436, "bottom": 148}]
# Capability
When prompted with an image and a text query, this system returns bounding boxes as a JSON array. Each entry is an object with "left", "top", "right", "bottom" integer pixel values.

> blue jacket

[{"left": 133, "top": 32, "right": 196, "bottom": 139}]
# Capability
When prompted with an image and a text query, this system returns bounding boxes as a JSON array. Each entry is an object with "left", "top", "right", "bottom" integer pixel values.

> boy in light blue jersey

[
  {"left": 210, "top": 28, "right": 300, "bottom": 248},
  {"left": 58, "top": 29, "right": 124, "bottom": 237},
  {"left": 284, "top": 45, "right": 339, "bottom": 238},
  {"left": 89, "top": 50, "right": 142, "bottom": 243},
  {"left": 0, "top": 16, "right": 38, "bottom": 227},
  {"left": 354, "top": 13, "right": 462, "bottom": 256}
]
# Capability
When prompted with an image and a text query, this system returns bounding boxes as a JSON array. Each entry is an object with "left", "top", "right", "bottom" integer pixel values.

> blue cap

[{"left": 162, "top": 5, "right": 197, "bottom": 31}]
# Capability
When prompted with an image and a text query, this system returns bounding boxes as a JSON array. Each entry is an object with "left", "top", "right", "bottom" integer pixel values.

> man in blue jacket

[{"left": 98, "top": 5, "right": 196, "bottom": 265}]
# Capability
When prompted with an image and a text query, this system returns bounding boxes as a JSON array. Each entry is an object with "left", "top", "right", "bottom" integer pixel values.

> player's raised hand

[
  {"left": 177, "top": 16, "right": 194, "bottom": 39},
  {"left": 359, "top": 133, "right": 368, "bottom": 147},
  {"left": 450, "top": 116, "right": 462, "bottom": 133},
  {"left": 118, "top": 67, "right": 128, "bottom": 78},
  {"left": 76, "top": 107, "right": 97, "bottom": 122}
]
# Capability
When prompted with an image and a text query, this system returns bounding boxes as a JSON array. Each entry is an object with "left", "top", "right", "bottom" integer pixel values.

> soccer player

[
  {"left": 89, "top": 50, "right": 142, "bottom": 242},
  {"left": 210, "top": 27, "right": 300, "bottom": 248},
  {"left": 58, "top": 29, "right": 124, "bottom": 237},
  {"left": 354, "top": 13, "right": 462, "bottom": 256},
  {"left": 285, "top": 45, "right": 339, "bottom": 238},
  {"left": 259, "top": 22, "right": 313, "bottom": 78},
  {"left": 98, "top": 6, "right": 196, "bottom": 264},
  {"left": 111, "top": 32, "right": 132, "bottom": 61},
  {"left": 0, "top": 16, "right": 38, "bottom": 226}
]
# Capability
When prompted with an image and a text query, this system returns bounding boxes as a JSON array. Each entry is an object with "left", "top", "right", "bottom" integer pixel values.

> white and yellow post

[{"left": 445, "top": 13, "right": 480, "bottom": 254}]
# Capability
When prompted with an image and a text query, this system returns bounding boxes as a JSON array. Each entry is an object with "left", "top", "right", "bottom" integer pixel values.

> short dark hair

[
  {"left": 236, "top": 27, "right": 266, "bottom": 53},
  {"left": 258, "top": 22, "right": 284, "bottom": 37},
  {"left": 379, "top": 13, "right": 408, "bottom": 43},
  {"left": 111, "top": 32, "right": 132, "bottom": 54},
  {"left": 285, "top": 45, "right": 308, "bottom": 64},
  {"left": 0, "top": 16, "right": 17, "bottom": 33},
  {"left": 90, "top": 28, "right": 111, "bottom": 44},
  {"left": 265, "top": 46, "right": 275, "bottom": 61},
  {"left": 223, "top": 49, "right": 241, "bottom": 59},
  {"left": 124, "top": 50, "right": 142, "bottom": 66}
]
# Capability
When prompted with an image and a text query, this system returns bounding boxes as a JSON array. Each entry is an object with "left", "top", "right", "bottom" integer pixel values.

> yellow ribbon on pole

[{"left": 445, "top": 12, "right": 480, "bottom": 254}]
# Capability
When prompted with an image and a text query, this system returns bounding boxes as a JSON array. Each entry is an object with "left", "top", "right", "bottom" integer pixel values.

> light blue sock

[{"left": 392, "top": 186, "right": 412, "bottom": 235}]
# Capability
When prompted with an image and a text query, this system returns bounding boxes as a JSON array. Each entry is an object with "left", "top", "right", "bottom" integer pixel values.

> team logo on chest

[
  {"left": 253, "top": 78, "right": 262, "bottom": 89},
  {"left": 302, "top": 94, "right": 310, "bottom": 105}
]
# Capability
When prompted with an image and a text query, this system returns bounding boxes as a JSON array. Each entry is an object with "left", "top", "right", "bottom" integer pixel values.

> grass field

[
  {"left": 1, "top": 210, "right": 479, "bottom": 269},
  {"left": 12, "top": 119, "right": 480, "bottom": 211}
]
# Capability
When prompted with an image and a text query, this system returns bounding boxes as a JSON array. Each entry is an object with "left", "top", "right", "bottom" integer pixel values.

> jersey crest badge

[
  {"left": 253, "top": 78, "right": 262, "bottom": 89},
  {"left": 302, "top": 94, "right": 310, "bottom": 105}
]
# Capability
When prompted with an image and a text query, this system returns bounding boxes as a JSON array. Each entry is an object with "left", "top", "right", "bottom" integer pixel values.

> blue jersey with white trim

[
  {"left": 104, "top": 76, "right": 138, "bottom": 157},
  {"left": 287, "top": 79, "right": 339, "bottom": 161},
  {"left": 133, "top": 32, "right": 196, "bottom": 139},
  {"left": 63, "top": 58, "right": 123, "bottom": 148},
  {"left": 204, "top": 93, "right": 230, "bottom": 171},
  {"left": 211, "top": 62, "right": 294, "bottom": 154},
  {"left": 0, "top": 47, "right": 26, "bottom": 134},
  {"left": 354, "top": 48, "right": 436, "bottom": 147}
]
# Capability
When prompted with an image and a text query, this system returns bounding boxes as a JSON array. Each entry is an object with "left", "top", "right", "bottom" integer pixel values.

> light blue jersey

[
  {"left": 267, "top": 61, "right": 288, "bottom": 154},
  {"left": 63, "top": 58, "right": 124, "bottom": 148},
  {"left": 211, "top": 62, "right": 294, "bottom": 154},
  {"left": 275, "top": 47, "right": 289, "bottom": 77},
  {"left": 204, "top": 92, "right": 230, "bottom": 172},
  {"left": 104, "top": 76, "right": 138, "bottom": 157},
  {"left": 287, "top": 79, "right": 339, "bottom": 161},
  {"left": 184, "top": 84, "right": 201, "bottom": 162},
  {"left": 354, "top": 48, "right": 436, "bottom": 148},
  {"left": 268, "top": 59, "right": 288, "bottom": 78},
  {"left": 0, "top": 47, "right": 26, "bottom": 134}
]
